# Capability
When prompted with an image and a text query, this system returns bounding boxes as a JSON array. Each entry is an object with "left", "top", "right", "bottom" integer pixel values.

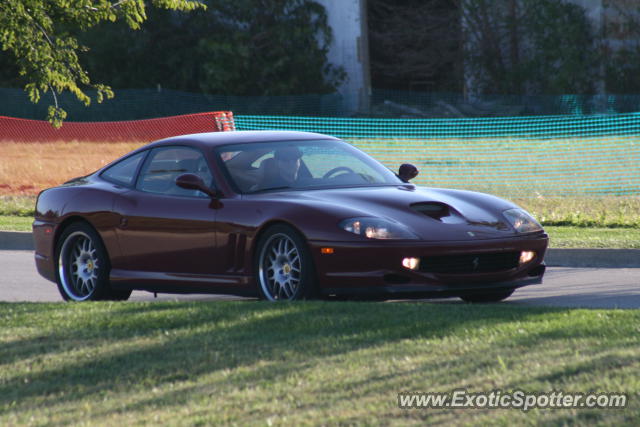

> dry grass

[
  {"left": 0, "top": 141, "right": 146, "bottom": 195},
  {"left": 2, "top": 137, "right": 639, "bottom": 199}
]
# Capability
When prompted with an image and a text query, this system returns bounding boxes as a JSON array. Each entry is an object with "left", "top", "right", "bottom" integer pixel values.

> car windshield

[{"left": 215, "top": 139, "right": 403, "bottom": 193}]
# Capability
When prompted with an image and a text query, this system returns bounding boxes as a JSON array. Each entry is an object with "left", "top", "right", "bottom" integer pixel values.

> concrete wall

[
  {"left": 315, "top": 0, "right": 370, "bottom": 113},
  {"left": 319, "top": 0, "right": 635, "bottom": 103}
]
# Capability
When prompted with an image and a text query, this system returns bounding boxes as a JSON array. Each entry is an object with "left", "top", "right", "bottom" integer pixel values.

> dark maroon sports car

[{"left": 33, "top": 131, "right": 548, "bottom": 302}]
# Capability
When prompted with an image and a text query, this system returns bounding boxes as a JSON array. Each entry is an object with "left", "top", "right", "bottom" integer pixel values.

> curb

[
  {"left": 0, "top": 231, "right": 34, "bottom": 251},
  {"left": 544, "top": 249, "right": 640, "bottom": 268},
  {"left": 1, "top": 231, "right": 639, "bottom": 268}
]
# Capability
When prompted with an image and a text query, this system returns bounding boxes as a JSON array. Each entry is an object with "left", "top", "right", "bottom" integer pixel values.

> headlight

[
  {"left": 503, "top": 208, "right": 543, "bottom": 233},
  {"left": 339, "top": 217, "right": 419, "bottom": 240}
]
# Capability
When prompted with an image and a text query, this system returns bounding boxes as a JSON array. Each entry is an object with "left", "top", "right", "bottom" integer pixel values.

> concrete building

[{"left": 317, "top": 0, "right": 638, "bottom": 111}]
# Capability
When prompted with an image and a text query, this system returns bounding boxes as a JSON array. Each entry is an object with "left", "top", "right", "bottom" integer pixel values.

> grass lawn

[
  {"left": 0, "top": 196, "right": 34, "bottom": 216},
  {"left": 0, "top": 215, "right": 32, "bottom": 232},
  {"left": 546, "top": 226, "right": 640, "bottom": 249},
  {"left": 1, "top": 302, "right": 637, "bottom": 425},
  {"left": 514, "top": 197, "right": 640, "bottom": 228}
]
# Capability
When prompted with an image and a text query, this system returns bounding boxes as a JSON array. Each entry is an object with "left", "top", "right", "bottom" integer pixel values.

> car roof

[{"left": 148, "top": 130, "right": 339, "bottom": 149}]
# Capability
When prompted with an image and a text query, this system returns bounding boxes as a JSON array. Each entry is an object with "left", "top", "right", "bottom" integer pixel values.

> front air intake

[{"left": 420, "top": 252, "right": 520, "bottom": 274}]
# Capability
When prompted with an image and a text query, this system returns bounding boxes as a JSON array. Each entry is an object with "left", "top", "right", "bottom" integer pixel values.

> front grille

[{"left": 419, "top": 252, "right": 520, "bottom": 274}]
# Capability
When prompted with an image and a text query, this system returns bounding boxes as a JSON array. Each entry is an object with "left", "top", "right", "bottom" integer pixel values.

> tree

[
  {"left": 0, "top": 0, "right": 205, "bottom": 127},
  {"left": 76, "top": 0, "right": 344, "bottom": 97},
  {"left": 603, "top": 3, "right": 640, "bottom": 94},
  {"left": 367, "top": 0, "right": 599, "bottom": 96},
  {"left": 460, "top": 0, "right": 599, "bottom": 95},
  {"left": 368, "top": 0, "right": 462, "bottom": 92},
  {"left": 194, "top": 0, "right": 344, "bottom": 96}
]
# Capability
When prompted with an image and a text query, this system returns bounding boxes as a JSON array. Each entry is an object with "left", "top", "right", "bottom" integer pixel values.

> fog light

[
  {"left": 519, "top": 251, "right": 536, "bottom": 264},
  {"left": 402, "top": 257, "right": 420, "bottom": 270}
]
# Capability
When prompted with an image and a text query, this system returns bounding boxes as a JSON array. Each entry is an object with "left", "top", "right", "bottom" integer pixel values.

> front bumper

[
  {"left": 308, "top": 233, "right": 548, "bottom": 297},
  {"left": 33, "top": 219, "right": 58, "bottom": 283}
]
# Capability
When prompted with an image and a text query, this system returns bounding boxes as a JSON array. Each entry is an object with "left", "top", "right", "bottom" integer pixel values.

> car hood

[{"left": 258, "top": 185, "right": 527, "bottom": 241}]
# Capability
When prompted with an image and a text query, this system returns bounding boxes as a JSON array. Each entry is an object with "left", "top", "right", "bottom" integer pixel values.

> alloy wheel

[
  {"left": 258, "top": 233, "right": 302, "bottom": 300},
  {"left": 58, "top": 231, "right": 100, "bottom": 301}
]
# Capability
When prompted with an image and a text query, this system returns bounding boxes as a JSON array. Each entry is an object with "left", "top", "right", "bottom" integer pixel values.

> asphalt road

[{"left": 1, "top": 250, "right": 639, "bottom": 308}]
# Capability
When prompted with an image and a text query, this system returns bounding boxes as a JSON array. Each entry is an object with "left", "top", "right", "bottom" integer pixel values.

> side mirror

[
  {"left": 175, "top": 173, "right": 218, "bottom": 198},
  {"left": 398, "top": 163, "right": 419, "bottom": 182}
]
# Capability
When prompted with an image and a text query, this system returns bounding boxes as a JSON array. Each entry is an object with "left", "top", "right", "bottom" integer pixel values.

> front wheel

[
  {"left": 459, "top": 288, "right": 515, "bottom": 303},
  {"left": 255, "top": 224, "right": 317, "bottom": 301},
  {"left": 56, "top": 222, "right": 131, "bottom": 301}
]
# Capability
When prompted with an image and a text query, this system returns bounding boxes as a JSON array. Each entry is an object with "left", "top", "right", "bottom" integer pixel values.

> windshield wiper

[{"left": 248, "top": 186, "right": 294, "bottom": 194}]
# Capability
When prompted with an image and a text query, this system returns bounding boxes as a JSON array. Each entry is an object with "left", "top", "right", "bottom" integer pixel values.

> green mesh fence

[
  {"left": 2, "top": 85, "right": 639, "bottom": 197},
  {"left": 4, "top": 87, "right": 640, "bottom": 120},
  {"left": 0, "top": 88, "right": 347, "bottom": 120},
  {"left": 235, "top": 114, "right": 640, "bottom": 198}
]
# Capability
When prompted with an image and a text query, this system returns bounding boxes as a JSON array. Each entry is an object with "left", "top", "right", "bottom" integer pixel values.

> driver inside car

[
  {"left": 258, "top": 146, "right": 303, "bottom": 189},
  {"left": 275, "top": 147, "right": 302, "bottom": 184}
]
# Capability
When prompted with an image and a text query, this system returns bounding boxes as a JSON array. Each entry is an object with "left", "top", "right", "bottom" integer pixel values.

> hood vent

[
  {"left": 412, "top": 202, "right": 461, "bottom": 222},
  {"left": 412, "top": 202, "right": 510, "bottom": 230}
]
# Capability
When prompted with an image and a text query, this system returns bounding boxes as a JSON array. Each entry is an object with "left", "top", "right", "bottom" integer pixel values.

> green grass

[
  {"left": 515, "top": 197, "right": 640, "bottom": 228},
  {"left": 0, "top": 215, "right": 32, "bottom": 232},
  {"left": 0, "top": 195, "right": 35, "bottom": 217},
  {"left": 546, "top": 226, "right": 640, "bottom": 249},
  {"left": 1, "top": 302, "right": 638, "bottom": 425}
]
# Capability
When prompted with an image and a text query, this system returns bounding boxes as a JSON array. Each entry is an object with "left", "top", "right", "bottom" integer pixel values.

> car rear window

[{"left": 101, "top": 151, "right": 146, "bottom": 186}]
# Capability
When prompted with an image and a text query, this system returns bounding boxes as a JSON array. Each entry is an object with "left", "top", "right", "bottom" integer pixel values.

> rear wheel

[
  {"left": 460, "top": 288, "right": 515, "bottom": 303},
  {"left": 56, "top": 222, "right": 131, "bottom": 301},
  {"left": 255, "top": 224, "right": 317, "bottom": 301}
]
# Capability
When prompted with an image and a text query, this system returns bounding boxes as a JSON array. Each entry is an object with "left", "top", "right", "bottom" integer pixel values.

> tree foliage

[
  {"left": 76, "top": 0, "right": 343, "bottom": 96},
  {"left": 602, "top": 4, "right": 640, "bottom": 94},
  {"left": 0, "top": 0, "right": 205, "bottom": 127},
  {"left": 0, "top": 0, "right": 342, "bottom": 124},
  {"left": 367, "top": 0, "right": 603, "bottom": 96},
  {"left": 460, "top": 0, "right": 599, "bottom": 95}
]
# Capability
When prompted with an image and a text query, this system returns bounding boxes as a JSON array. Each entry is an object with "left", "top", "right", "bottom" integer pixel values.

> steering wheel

[{"left": 323, "top": 166, "right": 355, "bottom": 179}]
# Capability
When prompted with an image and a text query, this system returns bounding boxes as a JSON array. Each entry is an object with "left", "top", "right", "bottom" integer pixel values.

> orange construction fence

[{"left": 0, "top": 111, "right": 235, "bottom": 143}]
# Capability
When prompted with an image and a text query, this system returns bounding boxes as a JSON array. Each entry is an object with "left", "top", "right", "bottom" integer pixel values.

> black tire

[
  {"left": 55, "top": 222, "right": 132, "bottom": 301},
  {"left": 459, "top": 288, "right": 515, "bottom": 303},
  {"left": 255, "top": 224, "right": 318, "bottom": 301}
]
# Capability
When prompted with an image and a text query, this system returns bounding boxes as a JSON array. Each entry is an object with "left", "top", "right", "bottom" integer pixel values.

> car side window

[
  {"left": 137, "top": 147, "right": 214, "bottom": 198},
  {"left": 101, "top": 151, "right": 146, "bottom": 186}
]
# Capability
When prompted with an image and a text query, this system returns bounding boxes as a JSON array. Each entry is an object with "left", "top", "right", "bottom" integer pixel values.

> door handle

[{"left": 119, "top": 217, "right": 128, "bottom": 228}]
